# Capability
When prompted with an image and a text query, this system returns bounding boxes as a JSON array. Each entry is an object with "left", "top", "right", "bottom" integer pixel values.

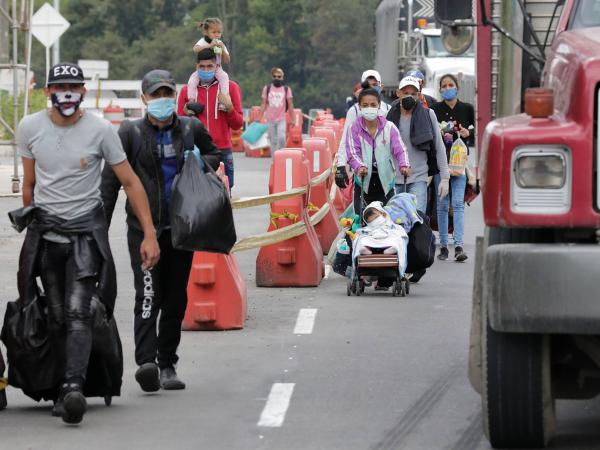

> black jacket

[
  {"left": 10, "top": 205, "right": 117, "bottom": 315},
  {"left": 100, "top": 114, "right": 220, "bottom": 236}
]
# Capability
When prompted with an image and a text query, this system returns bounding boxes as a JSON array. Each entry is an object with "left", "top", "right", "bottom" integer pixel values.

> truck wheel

[{"left": 482, "top": 320, "right": 555, "bottom": 448}]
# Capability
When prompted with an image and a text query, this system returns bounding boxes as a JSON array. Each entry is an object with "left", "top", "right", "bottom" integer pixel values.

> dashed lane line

[
  {"left": 258, "top": 383, "right": 296, "bottom": 427},
  {"left": 293, "top": 308, "right": 318, "bottom": 335}
]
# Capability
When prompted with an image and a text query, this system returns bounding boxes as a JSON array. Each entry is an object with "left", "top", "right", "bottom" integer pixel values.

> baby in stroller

[{"left": 347, "top": 201, "right": 410, "bottom": 296}]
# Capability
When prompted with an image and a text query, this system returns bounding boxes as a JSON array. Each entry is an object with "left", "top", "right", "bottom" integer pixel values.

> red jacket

[{"left": 177, "top": 80, "right": 244, "bottom": 150}]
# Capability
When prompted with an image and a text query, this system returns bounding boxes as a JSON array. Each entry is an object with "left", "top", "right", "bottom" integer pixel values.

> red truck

[{"left": 437, "top": 0, "right": 600, "bottom": 448}]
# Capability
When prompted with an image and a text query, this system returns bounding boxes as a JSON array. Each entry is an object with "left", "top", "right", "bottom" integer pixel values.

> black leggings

[
  {"left": 353, "top": 172, "right": 394, "bottom": 217},
  {"left": 40, "top": 240, "right": 99, "bottom": 384}
]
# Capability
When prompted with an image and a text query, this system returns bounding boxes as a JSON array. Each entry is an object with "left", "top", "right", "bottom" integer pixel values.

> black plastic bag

[
  {"left": 1, "top": 293, "right": 123, "bottom": 402},
  {"left": 1, "top": 294, "right": 63, "bottom": 401},
  {"left": 406, "top": 211, "right": 436, "bottom": 273},
  {"left": 170, "top": 155, "right": 236, "bottom": 253}
]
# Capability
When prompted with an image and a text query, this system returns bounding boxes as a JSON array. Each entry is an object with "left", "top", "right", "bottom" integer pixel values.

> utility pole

[
  {"left": 0, "top": 0, "right": 8, "bottom": 63},
  {"left": 52, "top": 0, "right": 59, "bottom": 64},
  {"left": 0, "top": 0, "right": 33, "bottom": 193}
]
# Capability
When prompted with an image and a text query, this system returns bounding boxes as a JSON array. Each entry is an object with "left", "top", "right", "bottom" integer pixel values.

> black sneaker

[
  {"left": 135, "top": 362, "right": 160, "bottom": 392},
  {"left": 61, "top": 383, "right": 87, "bottom": 424},
  {"left": 438, "top": 247, "right": 449, "bottom": 261},
  {"left": 160, "top": 366, "right": 186, "bottom": 390},
  {"left": 455, "top": 246, "right": 468, "bottom": 262}
]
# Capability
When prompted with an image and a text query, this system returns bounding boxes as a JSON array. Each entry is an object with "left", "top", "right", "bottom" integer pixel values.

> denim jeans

[
  {"left": 395, "top": 181, "right": 428, "bottom": 212},
  {"left": 433, "top": 174, "right": 467, "bottom": 247},
  {"left": 268, "top": 119, "right": 287, "bottom": 151},
  {"left": 218, "top": 148, "right": 234, "bottom": 189}
]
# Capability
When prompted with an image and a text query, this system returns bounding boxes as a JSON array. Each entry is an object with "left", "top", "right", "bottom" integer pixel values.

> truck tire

[
  {"left": 483, "top": 320, "right": 554, "bottom": 448},
  {"left": 482, "top": 227, "right": 555, "bottom": 448}
]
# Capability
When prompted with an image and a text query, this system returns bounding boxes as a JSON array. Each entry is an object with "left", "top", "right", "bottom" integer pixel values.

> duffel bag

[{"left": 406, "top": 211, "right": 436, "bottom": 273}]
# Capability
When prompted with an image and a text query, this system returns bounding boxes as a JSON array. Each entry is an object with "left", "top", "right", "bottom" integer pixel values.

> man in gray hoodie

[{"left": 386, "top": 76, "right": 449, "bottom": 212}]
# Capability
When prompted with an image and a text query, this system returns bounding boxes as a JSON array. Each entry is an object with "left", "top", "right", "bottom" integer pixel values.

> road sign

[
  {"left": 31, "top": 3, "right": 70, "bottom": 48},
  {"left": 78, "top": 60, "right": 109, "bottom": 79}
]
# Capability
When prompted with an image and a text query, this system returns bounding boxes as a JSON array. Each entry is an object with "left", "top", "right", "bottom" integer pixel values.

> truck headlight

[{"left": 514, "top": 153, "right": 566, "bottom": 189}]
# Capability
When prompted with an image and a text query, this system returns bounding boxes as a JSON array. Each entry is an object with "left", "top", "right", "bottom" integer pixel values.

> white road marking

[
  {"left": 258, "top": 383, "right": 296, "bottom": 427},
  {"left": 293, "top": 308, "right": 318, "bottom": 335}
]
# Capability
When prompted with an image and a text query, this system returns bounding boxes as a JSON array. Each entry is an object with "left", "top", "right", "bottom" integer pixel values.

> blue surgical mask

[
  {"left": 441, "top": 87, "right": 458, "bottom": 101},
  {"left": 198, "top": 69, "right": 216, "bottom": 83},
  {"left": 147, "top": 97, "right": 175, "bottom": 121}
]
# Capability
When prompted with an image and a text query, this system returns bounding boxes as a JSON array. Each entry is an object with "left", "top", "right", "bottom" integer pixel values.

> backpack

[
  {"left": 266, "top": 84, "right": 289, "bottom": 112},
  {"left": 406, "top": 211, "right": 436, "bottom": 273}
]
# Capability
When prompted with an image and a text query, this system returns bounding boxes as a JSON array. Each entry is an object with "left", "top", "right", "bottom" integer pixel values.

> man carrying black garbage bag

[
  {"left": 13, "top": 62, "right": 160, "bottom": 424},
  {"left": 101, "top": 69, "right": 221, "bottom": 393}
]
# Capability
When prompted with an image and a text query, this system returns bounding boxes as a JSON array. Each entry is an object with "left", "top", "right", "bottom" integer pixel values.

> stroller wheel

[
  {"left": 104, "top": 395, "right": 112, "bottom": 407},
  {"left": 400, "top": 280, "right": 407, "bottom": 297},
  {"left": 392, "top": 281, "right": 399, "bottom": 297},
  {"left": 346, "top": 279, "right": 352, "bottom": 296},
  {"left": 402, "top": 278, "right": 410, "bottom": 295}
]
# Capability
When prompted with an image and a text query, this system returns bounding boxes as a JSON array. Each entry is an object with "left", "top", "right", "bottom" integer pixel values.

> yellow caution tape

[
  {"left": 0, "top": 377, "right": 7, "bottom": 390},
  {"left": 309, "top": 168, "right": 332, "bottom": 187},
  {"left": 270, "top": 210, "right": 299, "bottom": 229},
  {"left": 232, "top": 221, "right": 307, "bottom": 252},
  {"left": 231, "top": 165, "right": 333, "bottom": 210},
  {"left": 231, "top": 186, "right": 307, "bottom": 209}
]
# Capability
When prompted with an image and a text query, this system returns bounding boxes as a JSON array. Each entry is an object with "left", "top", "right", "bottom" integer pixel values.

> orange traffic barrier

[
  {"left": 249, "top": 106, "right": 266, "bottom": 124},
  {"left": 231, "top": 128, "right": 244, "bottom": 153},
  {"left": 104, "top": 104, "right": 124, "bottom": 129},
  {"left": 286, "top": 108, "right": 303, "bottom": 148},
  {"left": 183, "top": 252, "right": 247, "bottom": 331},
  {"left": 303, "top": 138, "right": 340, "bottom": 253},
  {"left": 256, "top": 149, "right": 324, "bottom": 287},
  {"left": 311, "top": 127, "right": 337, "bottom": 157},
  {"left": 322, "top": 120, "right": 342, "bottom": 146}
]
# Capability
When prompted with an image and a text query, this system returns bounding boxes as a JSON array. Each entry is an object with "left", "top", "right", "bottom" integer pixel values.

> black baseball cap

[
  {"left": 47, "top": 62, "right": 85, "bottom": 85},
  {"left": 141, "top": 69, "right": 176, "bottom": 94}
]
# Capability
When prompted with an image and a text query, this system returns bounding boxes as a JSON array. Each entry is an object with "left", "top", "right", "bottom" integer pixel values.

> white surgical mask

[
  {"left": 367, "top": 216, "right": 387, "bottom": 229},
  {"left": 361, "top": 107, "right": 379, "bottom": 121}
]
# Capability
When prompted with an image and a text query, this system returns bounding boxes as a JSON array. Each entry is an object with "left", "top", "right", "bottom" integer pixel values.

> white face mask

[
  {"left": 367, "top": 215, "right": 387, "bottom": 229},
  {"left": 361, "top": 107, "right": 379, "bottom": 121},
  {"left": 51, "top": 91, "right": 83, "bottom": 117}
]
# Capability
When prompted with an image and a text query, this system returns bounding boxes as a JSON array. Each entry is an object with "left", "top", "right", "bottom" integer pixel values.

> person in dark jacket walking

[
  {"left": 101, "top": 69, "right": 220, "bottom": 394},
  {"left": 15, "top": 62, "right": 160, "bottom": 424}
]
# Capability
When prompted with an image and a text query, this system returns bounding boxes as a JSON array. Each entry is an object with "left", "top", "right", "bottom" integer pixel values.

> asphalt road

[{"left": 1, "top": 154, "right": 600, "bottom": 450}]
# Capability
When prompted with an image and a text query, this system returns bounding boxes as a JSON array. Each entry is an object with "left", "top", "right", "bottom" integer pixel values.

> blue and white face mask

[
  {"left": 146, "top": 97, "right": 175, "bottom": 121},
  {"left": 198, "top": 69, "right": 216, "bottom": 83},
  {"left": 441, "top": 87, "right": 458, "bottom": 101}
]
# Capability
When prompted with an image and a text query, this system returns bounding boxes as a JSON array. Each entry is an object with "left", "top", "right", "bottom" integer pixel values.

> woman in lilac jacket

[{"left": 345, "top": 88, "right": 410, "bottom": 215}]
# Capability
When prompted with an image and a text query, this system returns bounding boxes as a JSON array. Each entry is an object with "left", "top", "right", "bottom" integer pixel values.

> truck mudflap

[{"left": 485, "top": 244, "right": 600, "bottom": 334}]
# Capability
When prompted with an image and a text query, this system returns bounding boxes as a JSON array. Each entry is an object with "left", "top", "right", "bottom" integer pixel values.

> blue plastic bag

[{"left": 241, "top": 122, "right": 269, "bottom": 145}]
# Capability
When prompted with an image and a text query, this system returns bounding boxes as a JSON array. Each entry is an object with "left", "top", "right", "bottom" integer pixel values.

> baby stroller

[
  {"left": 346, "top": 183, "right": 410, "bottom": 297},
  {"left": 347, "top": 252, "right": 410, "bottom": 297}
]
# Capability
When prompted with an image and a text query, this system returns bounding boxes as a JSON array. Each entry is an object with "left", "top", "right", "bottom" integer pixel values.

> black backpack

[
  {"left": 406, "top": 211, "right": 436, "bottom": 273},
  {"left": 266, "top": 84, "right": 289, "bottom": 112},
  {"left": 127, "top": 116, "right": 195, "bottom": 173}
]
